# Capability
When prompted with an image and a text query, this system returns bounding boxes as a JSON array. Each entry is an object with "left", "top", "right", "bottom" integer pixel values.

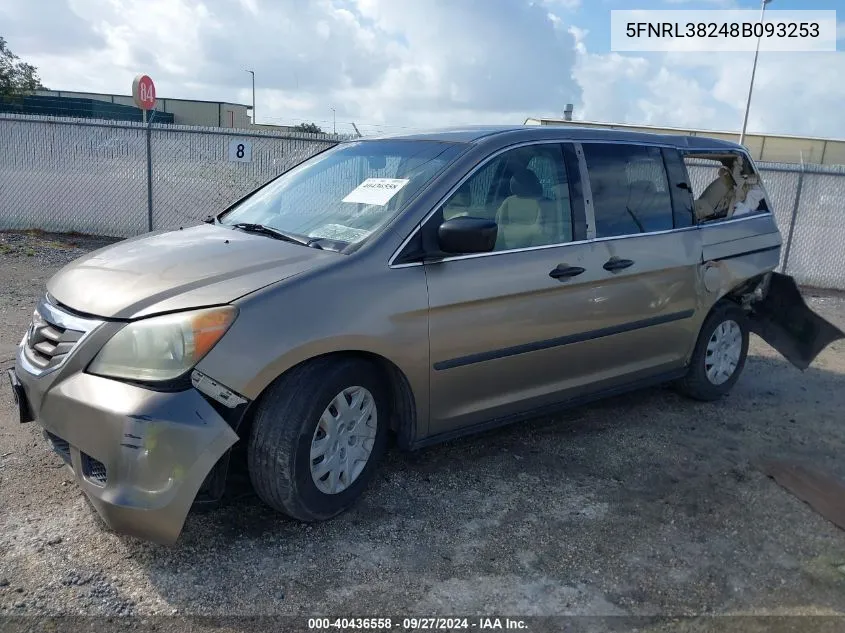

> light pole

[
  {"left": 739, "top": 0, "right": 772, "bottom": 146},
  {"left": 246, "top": 70, "right": 255, "bottom": 125},
  {"left": 331, "top": 107, "right": 336, "bottom": 135}
]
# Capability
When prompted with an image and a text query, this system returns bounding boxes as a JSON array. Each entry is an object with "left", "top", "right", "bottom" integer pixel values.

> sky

[{"left": 1, "top": 0, "right": 843, "bottom": 138}]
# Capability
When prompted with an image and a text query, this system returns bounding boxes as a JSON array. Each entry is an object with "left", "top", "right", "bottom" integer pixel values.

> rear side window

[
  {"left": 682, "top": 151, "right": 769, "bottom": 223},
  {"left": 582, "top": 144, "right": 674, "bottom": 238}
]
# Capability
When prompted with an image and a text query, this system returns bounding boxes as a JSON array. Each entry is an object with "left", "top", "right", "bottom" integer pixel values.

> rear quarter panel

[{"left": 699, "top": 214, "right": 782, "bottom": 301}]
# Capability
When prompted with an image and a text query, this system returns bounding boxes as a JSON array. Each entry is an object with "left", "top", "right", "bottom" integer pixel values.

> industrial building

[
  {"left": 25, "top": 89, "right": 253, "bottom": 128},
  {"left": 525, "top": 116, "right": 845, "bottom": 166},
  {"left": 0, "top": 93, "right": 174, "bottom": 124}
]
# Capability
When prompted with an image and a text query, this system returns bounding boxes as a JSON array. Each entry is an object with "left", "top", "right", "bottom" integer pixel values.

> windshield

[{"left": 219, "top": 140, "right": 463, "bottom": 247}]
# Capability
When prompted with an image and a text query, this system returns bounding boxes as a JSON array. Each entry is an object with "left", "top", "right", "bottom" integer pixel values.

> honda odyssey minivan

[{"left": 9, "top": 126, "right": 843, "bottom": 543}]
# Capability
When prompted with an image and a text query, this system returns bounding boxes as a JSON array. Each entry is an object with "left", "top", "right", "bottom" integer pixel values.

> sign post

[{"left": 133, "top": 74, "right": 157, "bottom": 231}]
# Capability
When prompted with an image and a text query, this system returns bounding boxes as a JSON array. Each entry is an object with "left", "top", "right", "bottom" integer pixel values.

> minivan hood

[{"left": 47, "top": 224, "right": 337, "bottom": 319}]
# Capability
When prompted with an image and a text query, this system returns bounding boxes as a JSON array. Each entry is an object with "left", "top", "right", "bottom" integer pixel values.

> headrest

[{"left": 510, "top": 168, "right": 543, "bottom": 198}]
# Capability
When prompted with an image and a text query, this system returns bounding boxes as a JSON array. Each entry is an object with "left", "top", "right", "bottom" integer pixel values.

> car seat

[
  {"left": 494, "top": 168, "right": 546, "bottom": 250},
  {"left": 695, "top": 166, "right": 736, "bottom": 221}
]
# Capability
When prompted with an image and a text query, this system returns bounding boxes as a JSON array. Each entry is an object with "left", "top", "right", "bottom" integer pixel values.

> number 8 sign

[{"left": 228, "top": 139, "right": 253, "bottom": 163}]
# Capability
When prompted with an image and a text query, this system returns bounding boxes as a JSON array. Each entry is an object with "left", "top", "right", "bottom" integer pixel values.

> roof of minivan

[{"left": 370, "top": 125, "right": 745, "bottom": 151}]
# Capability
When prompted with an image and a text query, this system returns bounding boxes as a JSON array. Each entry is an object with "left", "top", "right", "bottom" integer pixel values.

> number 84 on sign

[{"left": 228, "top": 139, "right": 252, "bottom": 162}]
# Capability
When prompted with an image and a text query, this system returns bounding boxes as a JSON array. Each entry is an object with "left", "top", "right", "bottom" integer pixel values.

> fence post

[
  {"left": 145, "top": 119, "right": 153, "bottom": 232},
  {"left": 781, "top": 160, "right": 805, "bottom": 275}
]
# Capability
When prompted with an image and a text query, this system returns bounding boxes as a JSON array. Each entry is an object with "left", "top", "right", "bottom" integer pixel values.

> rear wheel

[
  {"left": 675, "top": 302, "right": 749, "bottom": 401},
  {"left": 247, "top": 357, "right": 389, "bottom": 521}
]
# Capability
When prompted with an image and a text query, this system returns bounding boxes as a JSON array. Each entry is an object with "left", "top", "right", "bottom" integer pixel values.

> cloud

[
  {"left": 1, "top": 0, "right": 842, "bottom": 141},
  {"left": 0, "top": 0, "right": 105, "bottom": 55},
  {"left": 662, "top": 0, "right": 737, "bottom": 5},
  {"left": 345, "top": 0, "right": 580, "bottom": 115},
  {"left": 568, "top": 26, "right": 845, "bottom": 139},
  {"left": 537, "top": 0, "right": 582, "bottom": 10},
  {"left": 1, "top": 0, "right": 581, "bottom": 133}
]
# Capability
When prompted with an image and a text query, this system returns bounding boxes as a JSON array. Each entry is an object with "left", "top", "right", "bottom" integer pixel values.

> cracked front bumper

[{"left": 13, "top": 360, "right": 238, "bottom": 544}]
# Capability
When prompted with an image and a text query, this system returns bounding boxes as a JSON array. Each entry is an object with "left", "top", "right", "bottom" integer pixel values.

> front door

[{"left": 425, "top": 142, "right": 601, "bottom": 436}]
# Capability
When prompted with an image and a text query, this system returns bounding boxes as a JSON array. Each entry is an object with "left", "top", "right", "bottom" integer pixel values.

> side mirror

[{"left": 437, "top": 217, "right": 498, "bottom": 254}]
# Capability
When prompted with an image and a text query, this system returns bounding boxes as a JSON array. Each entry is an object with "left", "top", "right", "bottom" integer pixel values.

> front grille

[
  {"left": 23, "top": 312, "right": 84, "bottom": 372},
  {"left": 21, "top": 299, "right": 91, "bottom": 375},
  {"left": 81, "top": 453, "right": 107, "bottom": 486},
  {"left": 46, "top": 431, "right": 71, "bottom": 464}
]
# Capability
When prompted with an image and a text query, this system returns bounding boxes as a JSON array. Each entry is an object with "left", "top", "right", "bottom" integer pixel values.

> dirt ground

[{"left": 2, "top": 231, "right": 845, "bottom": 631}]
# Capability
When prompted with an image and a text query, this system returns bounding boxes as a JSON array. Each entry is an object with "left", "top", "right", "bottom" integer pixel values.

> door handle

[
  {"left": 549, "top": 264, "right": 586, "bottom": 280},
  {"left": 603, "top": 258, "right": 635, "bottom": 272}
]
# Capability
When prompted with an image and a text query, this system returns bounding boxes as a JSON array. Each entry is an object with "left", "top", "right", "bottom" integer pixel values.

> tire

[
  {"left": 675, "top": 301, "right": 750, "bottom": 402},
  {"left": 247, "top": 357, "right": 389, "bottom": 521}
]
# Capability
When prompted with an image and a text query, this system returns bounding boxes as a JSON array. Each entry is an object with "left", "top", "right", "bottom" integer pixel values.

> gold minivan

[{"left": 9, "top": 126, "right": 843, "bottom": 543}]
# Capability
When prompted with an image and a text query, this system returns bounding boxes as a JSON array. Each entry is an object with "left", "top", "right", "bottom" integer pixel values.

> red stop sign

[{"left": 132, "top": 74, "right": 156, "bottom": 110}]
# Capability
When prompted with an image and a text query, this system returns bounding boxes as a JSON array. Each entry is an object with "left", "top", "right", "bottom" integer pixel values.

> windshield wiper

[{"left": 231, "top": 223, "right": 322, "bottom": 249}]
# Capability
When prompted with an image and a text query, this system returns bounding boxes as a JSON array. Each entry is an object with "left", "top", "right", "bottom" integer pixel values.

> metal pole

[
  {"left": 739, "top": 0, "right": 771, "bottom": 146},
  {"left": 781, "top": 151, "right": 804, "bottom": 274},
  {"left": 246, "top": 70, "right": 255, "bottom": 124},
  {"left": 145, "top": 117, "right": 154, "bottom": 232},
  {"left": 331, "top": 107, "right": 336, "bottom": 135}
]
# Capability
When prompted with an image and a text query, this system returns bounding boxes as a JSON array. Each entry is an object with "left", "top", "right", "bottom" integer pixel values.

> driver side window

[{"left": 441, "top": 144, "right": 573, "bottom": 252}]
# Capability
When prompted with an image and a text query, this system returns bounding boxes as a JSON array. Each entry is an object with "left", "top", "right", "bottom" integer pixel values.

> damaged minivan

[{"left": 9, "top": 126, "right": 843, "bottom": 543}]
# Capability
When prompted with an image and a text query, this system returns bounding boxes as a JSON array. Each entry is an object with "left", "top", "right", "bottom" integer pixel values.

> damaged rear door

[{"left": 748, "top": 273, "right": 844, "bottom": 370}]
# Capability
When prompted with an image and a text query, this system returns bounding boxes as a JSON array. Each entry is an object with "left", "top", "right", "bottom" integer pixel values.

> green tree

[
  {"left": 0, "top": 37, "right": 45, "bottom": 98},
  {"left": 293, "top": 122, "right": 323, "bottom": 134}
]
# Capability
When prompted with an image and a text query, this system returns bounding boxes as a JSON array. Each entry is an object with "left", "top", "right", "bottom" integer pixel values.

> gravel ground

[{"left": 2, "top": 231, "right": 845, "bottom": 631}]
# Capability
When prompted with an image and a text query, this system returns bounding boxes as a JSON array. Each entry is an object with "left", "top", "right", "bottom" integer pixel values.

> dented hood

[{"left": 47, "top": 224, "right": 337, "bottom": 319}]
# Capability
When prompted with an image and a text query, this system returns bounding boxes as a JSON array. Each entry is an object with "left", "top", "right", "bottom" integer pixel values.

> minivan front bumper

[{"left": 13, "top": 358, "right": 238, "bottom": 544}]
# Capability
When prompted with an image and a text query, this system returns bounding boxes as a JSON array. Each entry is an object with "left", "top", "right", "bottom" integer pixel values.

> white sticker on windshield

[
  {"left": 342, "top": 178, "right": 410, "bottom": 206},
  {"left": 309, "top": 224, "right": 370, "bottom": 243}
]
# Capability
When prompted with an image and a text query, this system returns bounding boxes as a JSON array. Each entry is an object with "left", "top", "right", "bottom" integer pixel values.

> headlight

[{"left": 88, "top": 306, "right": 237, "bottom": 382}]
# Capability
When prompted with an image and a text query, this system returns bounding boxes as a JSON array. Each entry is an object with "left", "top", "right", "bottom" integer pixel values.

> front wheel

[
  {"left": 675, "top": 302, "right": 750, "bottom": 401},
  {"left": 247, "top": 357, "right": 389, "bottom": 521}
]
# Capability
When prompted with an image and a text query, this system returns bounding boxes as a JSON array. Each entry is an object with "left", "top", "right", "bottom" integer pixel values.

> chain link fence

[
  {"left": 2, "top": 113, "right": 845, "bottom": 289},
  {"left": 1, "top": 115, "right": 150, "bottom": 236},
  {"left": 148, "top": 124, "right": 340, "bottom": 231},
  {"left": 0, "top": 113, "right": 342, "bottom": 237}
]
